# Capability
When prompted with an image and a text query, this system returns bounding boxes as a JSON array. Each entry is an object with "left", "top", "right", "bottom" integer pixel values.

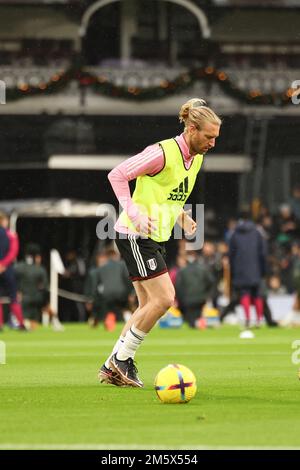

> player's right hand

[
  {"left": 133, "top": 215, "right": 157, "bottom": 237},
  {"left": 0, "top": 264, "right": 6, "bottom": 274}
]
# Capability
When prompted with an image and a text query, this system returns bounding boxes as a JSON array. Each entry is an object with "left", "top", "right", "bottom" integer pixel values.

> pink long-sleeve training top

[
  {"left": 0, "top": 230, "right": 19, "bottom": 268},
  {"left": 108, "top": 133, "right": 196, "bottom": 235}
]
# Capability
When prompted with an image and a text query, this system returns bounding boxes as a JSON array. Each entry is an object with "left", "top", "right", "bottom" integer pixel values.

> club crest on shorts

[{"left": 146, "top": 258, "right": 157, "bottom": 271}]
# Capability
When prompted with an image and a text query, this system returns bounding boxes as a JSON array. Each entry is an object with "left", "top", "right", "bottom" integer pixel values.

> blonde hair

[{"left": 179, "top": 98, "right": 221, "bottom": 131}]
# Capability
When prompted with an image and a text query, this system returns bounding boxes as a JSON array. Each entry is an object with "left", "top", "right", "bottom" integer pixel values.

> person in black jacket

[
  {"left": 86, "top": 248, "right": 132, "bottom": 329},
  {"left": 15, "top": 243, "right": 48, "bottom": 323},
  {"left": 229, "top": 213, "right": 267, "bottom": 328},
  {"left": 175, "top": 251, "right": 214, "bottom": 328}
]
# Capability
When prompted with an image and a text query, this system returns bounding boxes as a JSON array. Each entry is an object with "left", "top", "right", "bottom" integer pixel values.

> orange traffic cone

[
  {"left": 104, "top": 312, "right": 116, "bottom": 331},
  {"left": 196, "top": 317, "right": 207, "bottom": 330}
]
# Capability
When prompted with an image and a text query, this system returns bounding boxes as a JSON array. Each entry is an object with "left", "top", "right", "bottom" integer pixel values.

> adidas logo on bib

[{"left": 167, "top": 176, "right": 189, "bottom": 202}]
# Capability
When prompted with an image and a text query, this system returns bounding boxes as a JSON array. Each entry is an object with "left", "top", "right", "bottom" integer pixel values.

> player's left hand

[{"left": 178, "top": 210, "right": 197, "bottom": 236}]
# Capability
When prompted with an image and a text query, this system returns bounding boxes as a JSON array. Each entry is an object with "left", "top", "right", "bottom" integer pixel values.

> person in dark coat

[
  {"left": 229, "top": 213, "right": 267, "bottom": 327},
  {"left": 85, "top": 248, "right": 132, "bottom": 328},
  {"left": 15, "top": 244, "right": 49, "bottom": 323},
  {"left": 84, "top": 251, "right": 107, "bottom": 327},
  {"left": 175, "top": 251, "right": 214, "bottom": 328},
  {"left": 60, "top": 249, "right": 86, "bottom": 322}
]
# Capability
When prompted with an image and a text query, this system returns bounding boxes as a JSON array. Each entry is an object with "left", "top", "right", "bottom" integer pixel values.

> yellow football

[{"left": 154, "top": 364, "right": 197, "bottom": 404}]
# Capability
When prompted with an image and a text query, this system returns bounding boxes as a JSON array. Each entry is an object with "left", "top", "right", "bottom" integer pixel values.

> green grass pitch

[{"left": 0, "top": 324, "right": 300, "bottom": 449}]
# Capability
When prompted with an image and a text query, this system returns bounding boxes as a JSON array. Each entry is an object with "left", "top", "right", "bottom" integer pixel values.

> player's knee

[
  {"left": 156, "top": 290, "right": 175, "bottom": 312},
  {"left": 137, "top": 297, "right": 148, "bottom": 309}
]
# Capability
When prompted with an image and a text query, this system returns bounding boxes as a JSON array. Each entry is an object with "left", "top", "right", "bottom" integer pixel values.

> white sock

[
  {"left": 116, "top": 325, "right": 146, "bottom": 361},
  {"left": 105, "top": 335, "right": 125, "bottom": 369}
]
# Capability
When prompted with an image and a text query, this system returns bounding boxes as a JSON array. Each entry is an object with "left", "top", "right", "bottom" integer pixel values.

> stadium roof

[
  {"left": 0, "top": 198, "right": 116, "bottom": 234},
  {"left": 0, "top": 199, "right": 113, "bottom": 218},
  {"left": 211, "top": 9, "right": 300, "bottom": 42}
]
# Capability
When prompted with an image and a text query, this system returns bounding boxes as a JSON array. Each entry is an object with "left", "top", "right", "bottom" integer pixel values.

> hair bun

[
  {"left": 178, "top": 98, "right": 221, "bottom": 128},
  {"left": 192, "top": 99, "right": 207, "bottom": 108}
]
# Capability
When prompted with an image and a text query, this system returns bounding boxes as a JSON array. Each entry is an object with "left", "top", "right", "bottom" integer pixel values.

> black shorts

[{"left": 115, "top": 234, "right": 168, "bottom": 281}]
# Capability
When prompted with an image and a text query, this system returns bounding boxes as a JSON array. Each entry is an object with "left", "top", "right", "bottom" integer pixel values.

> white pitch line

[
  {"left": 4, "top": 352, "right": 291, "bottom": 357},
  {"left": 5, "top": 342, "right": 290, "bottom": 350},
  {"left": 0, "top": 443, "right": 299, "bottom": 450}
]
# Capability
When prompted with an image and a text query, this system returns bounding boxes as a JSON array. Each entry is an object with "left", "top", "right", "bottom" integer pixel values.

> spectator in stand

[
  {"left": 15, "top": 243, "right": 48, "bottom": 327},
  {"left": 169, "top": 253, "right": 187, "bottom": 287},
  {"left": 85, "top": 250, "right": 108, "bottom": 327},
  {"left": 258, "top": 214, "right": 277, "bottom": 245},
  {"left": 175, "top": 251, "right": 214, "bottom": 328},
  {"left": 279, "top": 245, "right": 295, "bottom": 294},
  {"left": 267, "top": 275, "right": 287, "bottom": 295},
  {"left": 276, "top": 204, "right": 299, "bottom": 245},
  {"left": 0, "top": 212, "right": 25, "bottom": 331},
  {"left": 60, "top": 249, "right": 86, "bottom": 322},
  {"left": 85, "top": 248, "right": 132, "bottom": 330},
  {"left": 16, "top": 243, "right": 64, "bottom": 331},
  {"left": 279, "top": 243, "right": 300, "bottom": 327},
  {"left": 229, "top": 212, "right": 267, "bottom": 328},
  {"left": 289, "top": 184, "right": 300, "bottom": 223},
  {"left": 101, "top": 248, "right": 132, "bottom": 325},
  {"left": 258, "top": 204, "right": 270, "bottom": 219}
]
